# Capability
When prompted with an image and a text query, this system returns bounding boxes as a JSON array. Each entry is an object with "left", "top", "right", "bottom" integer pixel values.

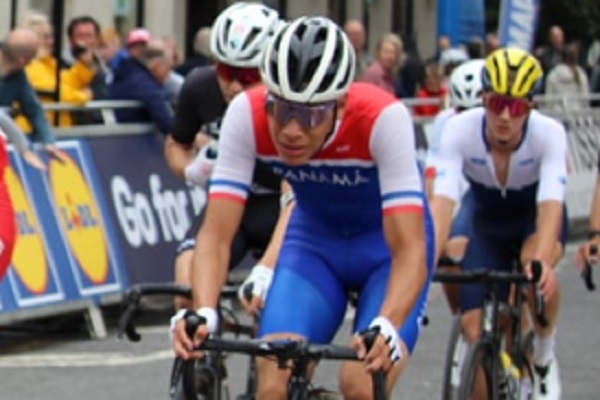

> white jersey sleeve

[
  {"left": 370, "top": 102, "right": 424, "bottom": 214},
  {"left": 208, "top": 93, "right": 256, "bottom": 201},
  {"left": 536, "top": 116, "right": 568, "bottom": 203},
  {"left": 432, "top": 115, "right": 464, "bottom": 202},
  {"left": 425, "top": 108, "right": 456, "bottom": 170}
]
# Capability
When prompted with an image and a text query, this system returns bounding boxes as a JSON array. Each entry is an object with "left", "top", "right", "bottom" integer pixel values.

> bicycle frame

[
  {"left": 117, "top": 282, "right": 256, "bottom": 400},
  {"left": 434, "top": 262, "right": 545, "bottom": 399}
]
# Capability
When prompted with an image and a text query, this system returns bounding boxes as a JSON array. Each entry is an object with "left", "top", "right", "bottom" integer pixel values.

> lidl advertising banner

[
  {"left": 1, "top": 140, "right": 127, "bottom": 313},
  {"left": 86, "top": 134, "right": 206, "bottom": 284},
  {"left": 2, "top": 151, "right": 65, "bottom": 311},
  {"left": 44, "top": 141, "right": 126, "bottom": 297},
  {"left": 0, "top": 133, "right": 205, "bottom": 317},
  {"left": 498, "top": 0, "right": 540, "bottom": 50}
]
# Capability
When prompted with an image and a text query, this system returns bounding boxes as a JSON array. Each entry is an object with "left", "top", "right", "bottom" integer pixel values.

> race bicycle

[{"left": 433, "top": 260, "right": 546, "bottom": 400}]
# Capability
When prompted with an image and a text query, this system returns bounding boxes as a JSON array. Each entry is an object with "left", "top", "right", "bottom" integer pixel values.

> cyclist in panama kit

[{"left": 171, "top": 16, "right": 434, "bottom": 399}]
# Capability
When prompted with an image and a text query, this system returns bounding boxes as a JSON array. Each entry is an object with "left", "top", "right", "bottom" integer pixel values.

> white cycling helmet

[
  {"left": 449, "top": 59, "right": 485, "bottom": 109},
  {"left": 261, "top": 16, "right": 355, "bottom": 104},
  {"left": 210, "top": 2, "right": 280, "bottom": 68}
]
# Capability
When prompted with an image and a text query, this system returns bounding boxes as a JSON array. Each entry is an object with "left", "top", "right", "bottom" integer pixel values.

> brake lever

[
  {"left": 582, "top": 244, "right": 597, "bottom": 291},
  {"left": 359, "top": 327, "right": 388, "bottom": 400},
  {"left": 116, "top": 291, "right": 142, "bottom": 342},
  {"left": 530, "top": 260, "right": 548, "bottom": 328}
]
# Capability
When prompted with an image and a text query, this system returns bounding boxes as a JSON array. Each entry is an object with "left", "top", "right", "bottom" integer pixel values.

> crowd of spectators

[{"left": 1, "top": 9, "right": 599, "bottom": 144}]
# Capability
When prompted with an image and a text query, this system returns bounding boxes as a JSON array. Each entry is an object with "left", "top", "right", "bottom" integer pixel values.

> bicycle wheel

[
  {"left": 441, "top": 316, "right": 467, "bottom": 400},
  {"left": 170, "top": 354, "right": 228, "bottom": 400},
  {"left": 458, "top": 340, "right": 499, "bottom": 400}
]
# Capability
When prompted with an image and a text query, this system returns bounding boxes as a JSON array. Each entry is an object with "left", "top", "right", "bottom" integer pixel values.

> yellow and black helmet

[{"left": 482, "top": 47, "right": 543, "bottom": 98}]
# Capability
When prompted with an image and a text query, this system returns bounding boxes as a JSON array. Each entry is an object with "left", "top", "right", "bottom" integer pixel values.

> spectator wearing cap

[
  {"left": 108, "top": 40, "right": 173, "bottom": 134},
  {"left": 18, "top": 11, "right": 95, "bottom": 128},
  {"left": 111, "top": 27, "right": 152, "bottom": 72}
]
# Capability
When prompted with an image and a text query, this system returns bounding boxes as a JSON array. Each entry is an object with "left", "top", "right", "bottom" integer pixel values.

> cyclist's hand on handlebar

[
  {"left": 575, "top": 240, "right": 600, "bottom": 272},
  {"left": 525, "top": 259, "right": 556, "bottom": 302},
  {"left": 353, "top": 317, "right": 403, "bottom": 373},
  {"left": 238, "top": 265, "right": 273, "bottom": 316},
  {"left": 170, "top": 308, "right": 217, "bottom": 360}
]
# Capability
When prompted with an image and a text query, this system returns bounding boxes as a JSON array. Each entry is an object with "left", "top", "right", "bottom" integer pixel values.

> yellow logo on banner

[
  {"left": 5, "top": 166, "right": 48, "bottom": 293},
  {"left": 49, "top": 154, "right": 108, "bottom": 284}
]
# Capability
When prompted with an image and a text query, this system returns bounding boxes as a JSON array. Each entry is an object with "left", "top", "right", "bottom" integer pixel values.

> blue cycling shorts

[
  {"left": 258, "top": 207, "right": 434, "bottom": 354},
  {"left": 457, "top": 190, "right": 568, "bottom": 312}
]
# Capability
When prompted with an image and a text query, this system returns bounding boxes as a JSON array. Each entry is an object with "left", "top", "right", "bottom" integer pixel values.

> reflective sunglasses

[
  {"left": 485, "top": 94, "right": 530, "bottom": 117},
  {"left": 265, "top": 94, "right": 336, "bottom": 129},
  {"left": 215, "top": 63, "right": 262, "bottom": 86}
]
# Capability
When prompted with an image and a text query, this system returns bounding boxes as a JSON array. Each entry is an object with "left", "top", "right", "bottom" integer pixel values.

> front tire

[
  {"left": 442, "top": 316, "right": 466, "bottom": 400},
  {"left": 458, "top": 340, "right": 498, "bottom": 400}
]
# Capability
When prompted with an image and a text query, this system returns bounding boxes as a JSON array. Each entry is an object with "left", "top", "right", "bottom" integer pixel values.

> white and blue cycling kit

[{"left": 434, "top": 107, "right": 568, "bottom": 311}]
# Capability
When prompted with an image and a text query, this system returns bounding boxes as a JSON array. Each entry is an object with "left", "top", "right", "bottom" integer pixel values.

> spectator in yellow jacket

[{"left": 17, "top": 11, "right": 96, "bottom": 129}]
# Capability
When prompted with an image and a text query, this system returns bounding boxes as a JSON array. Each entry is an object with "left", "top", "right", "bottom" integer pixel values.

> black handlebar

[
  {"left": 582, "top": 244, "right": 597, "bottom": 291},
  {"left": 184, "top": 311, "right": 387, "bottom": 400},
  {"left": 432, "top": 260, "right": 547, "bottom": 327}
]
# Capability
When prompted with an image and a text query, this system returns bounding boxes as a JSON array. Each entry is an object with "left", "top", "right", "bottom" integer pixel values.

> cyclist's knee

[
  {"left": 339, "top": 363, "right": 373, "bottom": 400},
  {"left": 445, "top": 236, "right": 469, "bottom": 260},
  {"left": 461, "top": 309, "right": 482, "bottom": 343},
  {"left": 256, "top": 334, "right": 297, "bottom": 400},
  {"left": 256, "top": 357, "right": 289, "bottom": 400}
]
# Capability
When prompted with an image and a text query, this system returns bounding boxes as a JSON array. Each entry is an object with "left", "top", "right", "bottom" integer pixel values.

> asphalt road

[{"left": 0, "top": 240, "right": 599, "bottom": 400}]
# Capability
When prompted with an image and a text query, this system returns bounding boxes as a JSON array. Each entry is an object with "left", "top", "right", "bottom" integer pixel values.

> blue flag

[
  {"left": 437, "top": 0, "right": 485, "bottom": 46},
  {"left": 498, "top": 0, "right": 540, "bottom": 50}
]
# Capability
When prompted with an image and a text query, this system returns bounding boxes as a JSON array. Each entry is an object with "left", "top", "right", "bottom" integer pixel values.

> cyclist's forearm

[
  {"left": 192, "top": 235, "right": 231, "bottom": 309},
  {"left": 164, "top": 134, "right": 195, "bottom": 179},
  {"left": 258, "top": 201, "right": 294, "bottom": 269},
  {"left": 589, "top": 176, "right": 600, "bottom": 231},
  {"left": 430, "top": 196, "right": 455, "bottom": 263},
  {"left": 534, "top": 200, "right": 563, "bottom": 262},
  {"left": 379, "top": 213, "right": 427, "bottom": 328},
  {"left": 380, "top": 241, "right": 427, "bottom": 328}
]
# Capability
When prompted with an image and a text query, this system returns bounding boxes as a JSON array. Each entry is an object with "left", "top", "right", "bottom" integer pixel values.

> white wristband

[
  {"left": 368, "top": 316, "right": 403, "bottom": 364},
  {"left": 195, "top": 307, "right": 219, "bottom": 333},
  {"left": 238, "top": 264, "right": 273, "bottom": 302}
]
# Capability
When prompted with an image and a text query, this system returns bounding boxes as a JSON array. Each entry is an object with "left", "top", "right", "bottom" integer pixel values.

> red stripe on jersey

[
  {"left": 208, "top": 193, "right": 246, "bottom": 204},
  {"left": 383, "top": 205, "right": 423, "bottom": 216},
  {"left": 424, "top": 166, "right": 436, "bottom": 179},
  {"left": 0, "top": 181, "right": 15, "bottom": 280}
]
